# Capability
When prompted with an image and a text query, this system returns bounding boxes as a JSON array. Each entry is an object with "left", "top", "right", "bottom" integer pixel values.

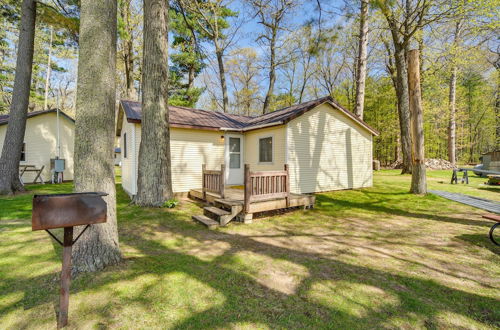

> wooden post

[
  {"left": 220, "top": 164, "right": 225, "bottom": 199},
  {"left": 244, "top": 164, "right": 250, "bottom": 213},
  {"left": 202, "top": 164, "right": 206, "bottom": 201},
  {"left": 284, "top": 164, "right": 290, "bottom": 208},
  {"left": 408, "top": 49, "right": 427, "bottom": 194},
  {"left": 58, "top": 226, "right": 73, "bottom": 328}
]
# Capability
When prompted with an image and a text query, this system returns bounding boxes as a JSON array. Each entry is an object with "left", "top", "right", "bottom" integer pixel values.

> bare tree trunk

[
  {"left": 408, "top": 49, "right": 426, "bottom": 194},
  {"left": 216, "top": 47, "right": 229, "bottom": 113},
  {"left": 134, "top": 0, "right": 173, "bottom": 206},
  {"left": 120, "top": 0, "right": 136, "bottom": 99},
  {"left": 354, "top": 0, "right": 368, "bottom": 119},
  {"left": 0, "top": 0, "right": 36, "bottom": 195},
  {"left": 447, "top": 20, "right": 462, "bottom": 166},
  {"left": 447, "top": 65, "right": 458, "bottom": 166},
  {"left": 72, "top": 0, "right": 121, "bottom": 274},
  {"left": 263, "top": 31, "right": 277, "bottom": 114},
  {"left": 44, "top": 26, "right": 53, "bottom": 110},
  {"left": 496, "top": 75, "right": 500, "bottom": 150},
  {"left": 393, "top": 43, "right": 412, "bottom": 174}
]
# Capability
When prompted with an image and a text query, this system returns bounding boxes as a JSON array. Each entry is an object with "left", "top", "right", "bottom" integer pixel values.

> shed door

[{"left": 225, "top": 134, "right": 244, "bottom": 185}]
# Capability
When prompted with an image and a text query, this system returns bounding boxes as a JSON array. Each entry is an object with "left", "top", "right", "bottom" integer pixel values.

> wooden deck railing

[
  {"left": 244, "top": 164, "right": 290, "bottom": 212},
  {"left": 202, "top": 164, "right": 225, "bottom": 200}
]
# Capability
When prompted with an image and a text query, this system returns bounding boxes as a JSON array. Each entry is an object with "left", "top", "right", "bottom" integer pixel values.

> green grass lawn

[{"left": 0, "top": 170, "right": 499, "bottom": 329}]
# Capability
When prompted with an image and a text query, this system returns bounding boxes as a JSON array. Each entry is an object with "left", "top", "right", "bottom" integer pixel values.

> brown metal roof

[
  {"left": 0, "top": 109, "right": 75, "bottom": 126},
  {"left": 120, "top": 96, "right": 379, "bottom": 135}
]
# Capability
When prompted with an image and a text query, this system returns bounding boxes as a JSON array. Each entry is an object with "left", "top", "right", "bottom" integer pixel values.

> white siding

[
  {"left": 125, "top": 124, "right": 225, "bottom": 195},
  {"left": 243, "top": 125, "right": 286, "bottom": 171},
  {"left": 120, "top": 119, "right": 136, "bottom": 195},
  {"left": 287, "top": 103, "right": 373, "bottom": 194},
  {"left": 0, "top": 112, "right": 75, "bottom": 183}
]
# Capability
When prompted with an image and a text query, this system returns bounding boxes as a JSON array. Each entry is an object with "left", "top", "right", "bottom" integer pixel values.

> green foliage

[
  {"left": 163, "top": 198, "right": 179, "bottom": 209},
  {"left": 168, "top": 1, "right": 210, "bottom": 107},
  {"left": 0, "top": 172, "right": 498, "bottom": 328}
]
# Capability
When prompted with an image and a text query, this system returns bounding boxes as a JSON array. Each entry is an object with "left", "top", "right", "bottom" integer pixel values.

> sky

[{"left": 49, "top": 0, "right": 349, "bottom": 109}]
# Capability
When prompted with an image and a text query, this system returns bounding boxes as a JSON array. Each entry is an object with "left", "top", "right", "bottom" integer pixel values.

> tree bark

[
  {"left": 216, "top": 47, "right": 229, "bottom": 113},
  {"left": 72, "top": 0, "right": 121, "bottom": 274},
  {"left": 354, "top": 0, "right": 369, "bottom": 119},
  {"left": 44, "top": 26, "right": 53, "bottom": 110},
  {"left": 393, "top": 42, "right": 412, "bottom": 174},
  {"left": 447, "top": 20, "right": 462, "bottom": 166},
  {"left": 134, "top": 0, "right": 173, "bottom": 206},
  {"left": 120, "top": 0, "right": 137, "bottom": 100},
  {"left": 447, "top": 65, "right": 458, "bottom": 166},
  {"left": 262, "top": 30, "right": 277, "bottom": 114},
  {"left": 495, "top": 61, "right": 500, "bottom": 149},
  {"left": 408, "top": 49, "right": 426, "bottom": 194},
  {"left": 0, "top": 0, "right": 36, "bottom": 195}
]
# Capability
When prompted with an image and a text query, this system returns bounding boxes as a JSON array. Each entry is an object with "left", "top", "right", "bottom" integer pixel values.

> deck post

[
  {"left": 244, "top": 164, "right": 250, "bottom": 213},
  {"left": 202, "top": 164, "right": 206, "bottom": 201},
  {"left": 284, "top": 164, "right": 290, "bottom": 208},
  {"left": 220, "top": 164, "right": 225, "bottom": 199}
]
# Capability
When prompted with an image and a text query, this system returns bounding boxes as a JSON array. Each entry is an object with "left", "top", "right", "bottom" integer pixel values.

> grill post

[{"left": 58, "top": 226, "right": 73, "bottom": 328}]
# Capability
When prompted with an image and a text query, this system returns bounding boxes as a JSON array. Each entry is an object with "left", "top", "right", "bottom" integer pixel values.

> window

[
  {"left": 229, "top": 137, "right": 241, "bottom": 168},
  {"left": 259, "top": 136, "right": 273, "bottom": 163},
  {"left": 123, "top": 133, "right": 127, "bottom": 158},
  {"left": 20, "top": 143, "right": 26, "bottom": 161}
]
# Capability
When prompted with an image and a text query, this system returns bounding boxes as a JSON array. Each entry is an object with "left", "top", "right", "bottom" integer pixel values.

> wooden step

[
  {"left": 204, "top": 206, "right": 230, "bottom": 217},
  {"left": 192, "top": 215, "right": 219, "bottom": 229}
]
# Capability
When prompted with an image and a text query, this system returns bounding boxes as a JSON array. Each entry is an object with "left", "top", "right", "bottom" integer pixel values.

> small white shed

[{"left": 0, "top": 109, "right": 75, "bottom": 183}]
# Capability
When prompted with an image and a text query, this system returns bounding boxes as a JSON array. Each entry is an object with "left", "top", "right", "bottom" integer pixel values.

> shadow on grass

[
  {"left": 315, "top": 193, "right": 493, "bottom": 227},
  {"left": 2, "top": 184, "right": 499, "bottom": 328},
  {"left": 456, "top": 233, "right": 500, "bottom": 256}
]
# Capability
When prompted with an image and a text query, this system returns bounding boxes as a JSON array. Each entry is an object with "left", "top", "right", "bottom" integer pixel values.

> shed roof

[
  {"left": 119, "top": 96, "right": 378, "bottom": 136},
  {"left": 0, "top": 109, "right": 74, "bottom": 126}
]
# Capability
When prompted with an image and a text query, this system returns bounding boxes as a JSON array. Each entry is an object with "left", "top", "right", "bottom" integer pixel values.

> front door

[{"left": 225, "top": 134, "right": 243, "bottom": 185}]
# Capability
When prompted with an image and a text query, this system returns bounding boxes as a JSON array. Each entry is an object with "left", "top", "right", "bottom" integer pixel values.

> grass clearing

[{"left": 0, "top": 170, "right": 499, "bottom": 328}]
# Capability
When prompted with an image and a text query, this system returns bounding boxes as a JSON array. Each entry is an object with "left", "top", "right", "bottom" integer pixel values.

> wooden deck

[
  {"left": 189, "top": 187, "right": 315, "bottom": 226},
  {"left": 192, "top": 164, "right": 315, "bottom": 228}
]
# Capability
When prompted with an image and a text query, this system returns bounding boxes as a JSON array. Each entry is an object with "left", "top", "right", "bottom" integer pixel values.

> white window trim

[{"left": 258, "top": 134, "right": 274, "bottom": 165}]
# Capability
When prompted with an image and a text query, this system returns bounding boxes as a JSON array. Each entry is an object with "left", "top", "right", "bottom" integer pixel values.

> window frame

[
  {"left": 228, "top": 136, "right": 241, "bottom": 169},
  {"left": 258, "top": 135, "right": 274, "bottom": 164}
]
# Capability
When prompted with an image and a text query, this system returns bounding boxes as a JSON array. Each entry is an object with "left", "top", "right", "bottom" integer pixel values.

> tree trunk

[
  {"left": 72, "top": 0, "right": 121, "bottom": 274},
  {"left": 447, "top": 65, "right": 458, "bottom": 166},
  {"left": 44, "top": 26, "right": 53, "bottom": 110},
  {"left": 0, "top": 0, "right": 36, "bottom": 195},
  {"left": 263, "top": 31, "right": 277, "bottom": 114},
  {"left": 393, "top": 43, "right": 412, "bottom": 174},
  {"left": 120, "top": 0, "right": 136, "bottom": 100},
  {"left": 354, "top": 0, "right": 369, "bottom": 119},
  {"left": 447, "top": 20, "right": 462, "bottom": 166},
  {"left": 134, "top": 0, "right": 173, "bottom": 207},
  {"left": 216, "top": 47, "right": 229, "bottom": 113},
  {"left": 408, "top": 49, "right": 426, "bottom": 194},
  {"left": 493, "top": 59, "right": 500, "bottom": 149}
]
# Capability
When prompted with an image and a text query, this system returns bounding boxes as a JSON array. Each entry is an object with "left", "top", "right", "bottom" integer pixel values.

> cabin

[
  {"left": 117, "top": 96, "right": 378, "bottom": 225},
  {"left": 0, "top": 109, "right": 75, "bottom": 183}
]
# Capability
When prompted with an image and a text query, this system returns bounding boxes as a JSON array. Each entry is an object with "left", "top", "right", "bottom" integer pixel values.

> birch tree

[{"left": 354, "top": 0, "right": 369, "bottom": 119}]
